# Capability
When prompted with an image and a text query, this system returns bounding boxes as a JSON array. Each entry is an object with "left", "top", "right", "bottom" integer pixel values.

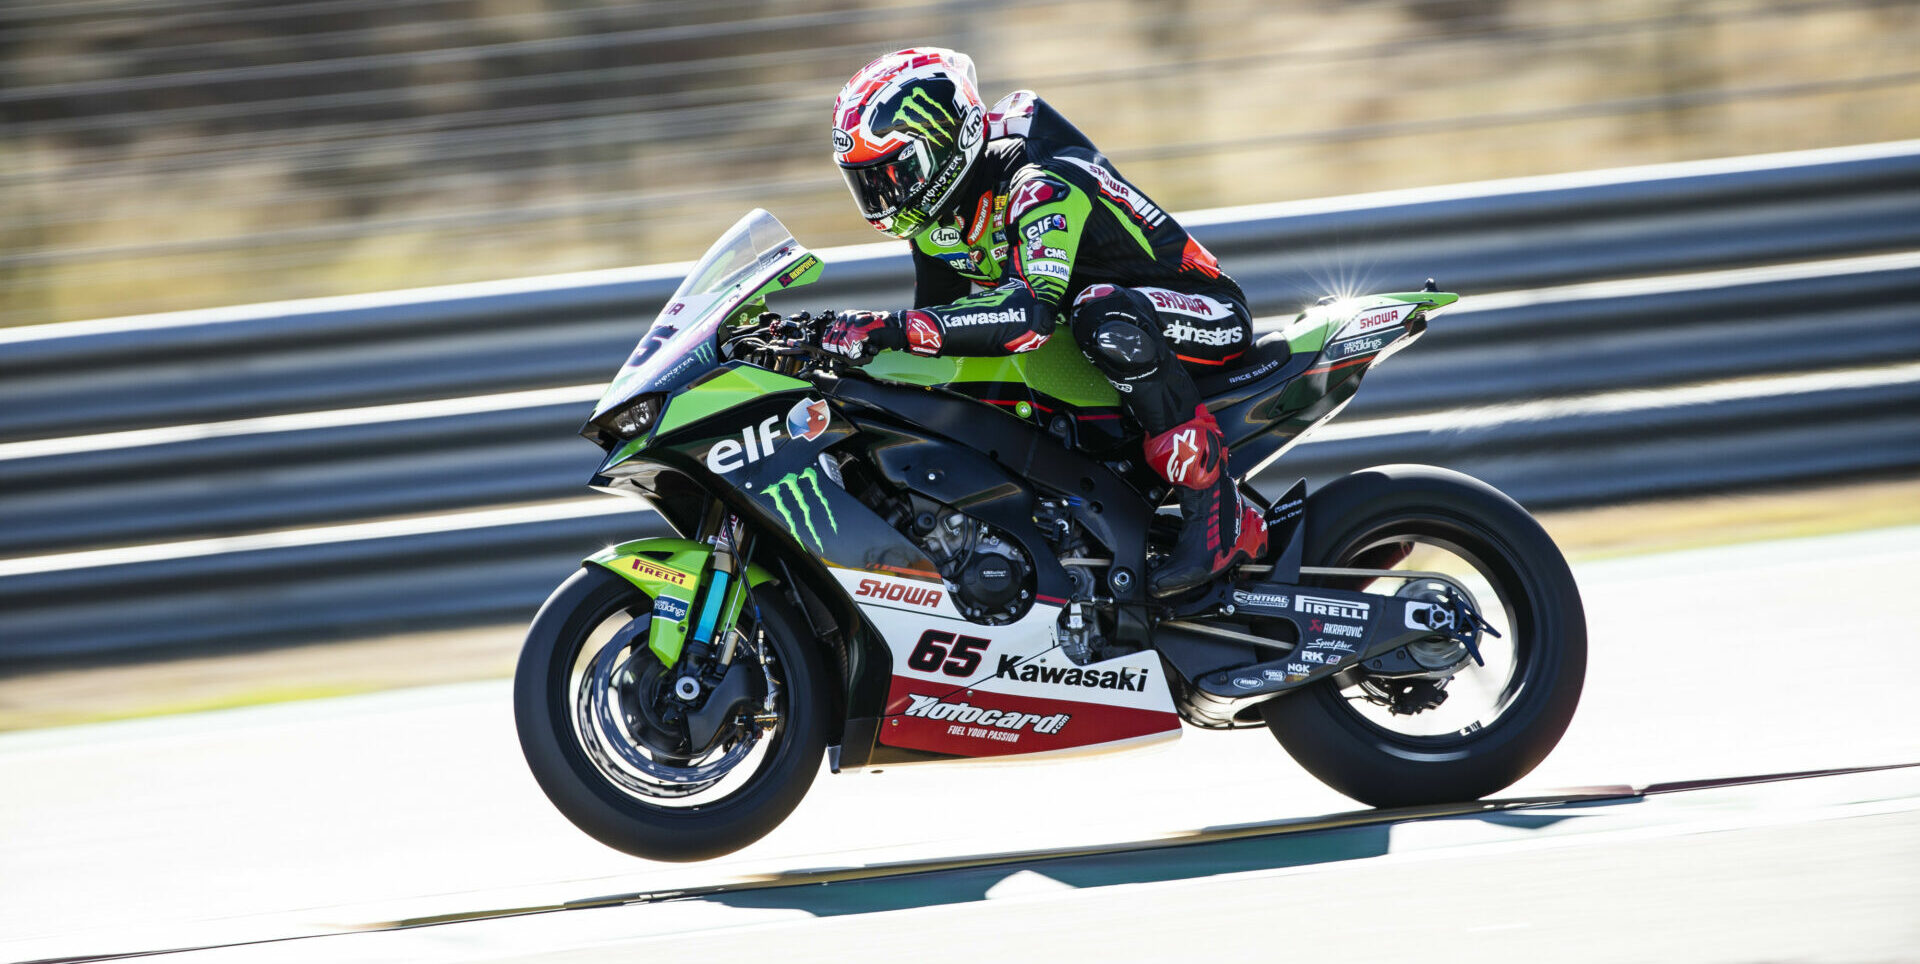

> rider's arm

[
  {"left": 900, "top": 168, "right": 1091, "bottom": 356},
  {"left": 912, "top": 245, "right": 972, "bottom": 308}
]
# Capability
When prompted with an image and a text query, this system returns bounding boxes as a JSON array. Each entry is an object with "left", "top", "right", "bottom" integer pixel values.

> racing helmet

[{"left": 831, "top": 47, "right": 987, "bottom": 239}]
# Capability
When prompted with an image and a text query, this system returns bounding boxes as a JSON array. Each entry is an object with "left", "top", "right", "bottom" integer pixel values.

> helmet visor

[{"left": 839, "top": 146, "right": 931, "bottom": 221}]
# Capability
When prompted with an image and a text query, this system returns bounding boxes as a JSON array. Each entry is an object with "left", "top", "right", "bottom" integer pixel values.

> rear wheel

[
  {"left": 514, "top": 566, "right": 829, "bottom": 861},
  {"left": 1260, "top": 465, "right": 1586, "bottom": 807}
]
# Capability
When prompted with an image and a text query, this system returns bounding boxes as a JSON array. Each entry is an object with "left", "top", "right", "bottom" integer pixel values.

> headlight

[
  {"left": 583, "top": 393, "right": 664, "bottom": 447},
  {"left": 611, "top": 395, "right": 662, "bottom": 438}
]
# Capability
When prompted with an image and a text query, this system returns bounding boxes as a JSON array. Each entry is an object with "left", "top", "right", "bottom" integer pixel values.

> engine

[{"left": 904, "top": 497, "right": 1034, "bottom": 625}]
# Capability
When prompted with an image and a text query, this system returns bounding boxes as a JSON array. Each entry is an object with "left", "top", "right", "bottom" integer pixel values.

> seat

[{"left": 1195, "top": 332, "right": 1292, "bottom": 410}]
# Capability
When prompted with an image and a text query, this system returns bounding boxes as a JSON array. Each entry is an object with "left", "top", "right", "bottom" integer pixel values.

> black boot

[{"left": 1142, "top": 406, "right": 1268, "bottom": 598}]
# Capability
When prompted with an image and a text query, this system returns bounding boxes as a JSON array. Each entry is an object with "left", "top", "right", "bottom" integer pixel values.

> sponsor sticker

[
  {"left": 1308, "top": 619, "right": 1366, "bottom": 639},
  {"left": 786, "top": 397, "right": 830, "bottom": 442},
  {"left": 1339, "top": 304, "right": 1409, "bottom": 339},
  {"left": 1233, "top": 676, "right": 1264, "bottom": 690},
  {"left": 1297, "top": 650, "right": 1331, "bottom": 665},
  {"left": 1163, "top": 320, "right": 1244, "bottom": 347},
  {"left": 831, "top": 128, "right": 854, "bottom": 153},
  {"left": 928, "top": 225, "right": 963, "bottom": 247},
  {"left": 1283, "top": 661, "right": 1313, "bottom": 676},
  {"left": 946, "top": 307, "right": 1028, "bottom": 328},
  {"left": 1232, "top": 590, "right": 1290, "bottom": 610},
  {"left": 1297, "top": 594, "right": 1370, "bottom": 621},
  {"left": 1307, "top": 637, "right": 1356, "bottom": 653},
  {"left": 901, "top": 694, "right": 1069, "bottom": 733},
  {"left": 856, "top": 577, "right": 945, "bottom": 611},
  {"left": 1025, "top": 259, "right": 1071, "bottom": 280},
  {"left": 1325, "top": 330, "right": 1394, "bottom": 361},
  {"left": 995, "top": 655, "right": 1150, "bottom": 692},
  {"left": 651, "top": 595, "right": 690, "bottom": 622},
  {"left": 627, "top": 557, "right": 697, "bottom": 589}
]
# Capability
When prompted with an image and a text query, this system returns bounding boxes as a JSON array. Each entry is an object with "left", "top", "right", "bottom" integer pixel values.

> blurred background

[
  {"left": 5, "top": 0, "right": 1920, "bottom": 324},
  {"left": 2, "top": 0, "right": 1919, "bottom": 720}
]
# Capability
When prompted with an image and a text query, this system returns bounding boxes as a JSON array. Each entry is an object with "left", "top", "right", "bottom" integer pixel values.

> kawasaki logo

[
  {"left": 1296, "top": 594, "right": 1370, "bottom": 621},
  {"left": 902, "top": 694, "right": 1069, "bottom": 733},
  {"left": 765, "top": 467, "right": 838, "bottom": 550},
  {"left": 893, "top": 87, "right": 956, "bottom": 146},
  {"left": 994, "top": 655, "right": 1149, "bottom": 692},
  {"left": 945, "top": 307, "right": 1027, "bottom": 328}
]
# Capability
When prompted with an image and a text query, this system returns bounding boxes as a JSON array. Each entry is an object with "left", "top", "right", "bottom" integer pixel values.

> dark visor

[{"left": 839, "top": 147, "right": 930, "bottom": 220}]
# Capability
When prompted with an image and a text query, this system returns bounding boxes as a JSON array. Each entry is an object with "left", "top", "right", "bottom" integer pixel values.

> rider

[{"left": 820, "top": 47, "right": 1267, "bottom": 598}]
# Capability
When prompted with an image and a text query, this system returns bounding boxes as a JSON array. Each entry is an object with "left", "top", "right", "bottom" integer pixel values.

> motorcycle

[{"left": 514, "top": 209, "right": 1586, "bottom": 861}]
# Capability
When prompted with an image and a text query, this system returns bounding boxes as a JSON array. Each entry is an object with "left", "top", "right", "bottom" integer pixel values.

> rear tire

[
  {"left": 1260, "top": 464, "right": 1586, "bottom": 807},
  {"left": 514, "top": 566, "right": 829, "bottom": 861}
]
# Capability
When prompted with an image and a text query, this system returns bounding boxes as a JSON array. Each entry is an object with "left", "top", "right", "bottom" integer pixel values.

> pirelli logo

[{"left": 627, "top": 557, "right": 697, "bottom": 589}]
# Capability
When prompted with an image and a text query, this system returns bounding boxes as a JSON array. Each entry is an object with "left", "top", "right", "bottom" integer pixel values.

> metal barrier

[{"left": 3, "top": 143, "right": 1918, "bottom": 661}]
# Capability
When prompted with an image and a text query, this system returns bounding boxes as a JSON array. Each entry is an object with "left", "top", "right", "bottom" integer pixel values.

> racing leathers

[{"left": 831, "top": 91, "right": 1266, "bottom": 597}]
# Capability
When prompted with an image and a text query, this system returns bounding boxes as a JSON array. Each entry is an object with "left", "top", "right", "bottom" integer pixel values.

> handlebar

[{"left": 723, "top": 310, "right": 870, "bottom": 374}]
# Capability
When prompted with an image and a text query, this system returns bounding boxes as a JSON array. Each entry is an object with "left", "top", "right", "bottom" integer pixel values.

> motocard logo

[
  {"left": 855, "top": 577, "right": 944, "bottom": 611},
  {"left": 901, "top": 694, "right": 1069, "bottom": 733},
  {"left": 1341, "top": 305, "right": 1407, "bottom": 338},
  {"left": 995, "top": 655, "right": 1149, "bottom": 692},
  {"left": 1296, "top": 594, "right": 1370, "bottom": 621},
  {"left": 1232, "top": 590, "right": 1289, "bottom": 610}
]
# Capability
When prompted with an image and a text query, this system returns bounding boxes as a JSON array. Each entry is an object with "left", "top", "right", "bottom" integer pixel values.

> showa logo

[{"left": 706, "top": 397, "right": 829, "bottom": 473}]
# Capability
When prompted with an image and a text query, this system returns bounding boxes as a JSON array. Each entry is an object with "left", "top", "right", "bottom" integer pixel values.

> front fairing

[{"left": 588, "top": 210, "right": 824, "bottom": 432}]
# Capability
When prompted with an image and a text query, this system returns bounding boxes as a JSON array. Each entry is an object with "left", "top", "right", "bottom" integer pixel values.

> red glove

[{"left": 820, "top": 310, "right": 905, "bottom": 359}]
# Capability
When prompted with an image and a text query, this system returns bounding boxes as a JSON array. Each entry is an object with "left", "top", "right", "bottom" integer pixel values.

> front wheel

[
  {"left": 1260, "top": 464, "right": 1586, "bottom": 808},
  {"left": 514, "top": 566, "right": 829, "bottom": 861}
]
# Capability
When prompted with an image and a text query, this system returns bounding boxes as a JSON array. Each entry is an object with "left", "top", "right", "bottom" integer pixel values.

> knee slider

[{"left": 1072, "top": 290, "right": 1161, "bottom": 377}]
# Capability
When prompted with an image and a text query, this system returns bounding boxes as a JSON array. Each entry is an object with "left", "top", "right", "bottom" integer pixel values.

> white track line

[
  {"left": 0, "top": 497, "right": 650, "bottom": 578},
  {"left": 4, "top": 360, "right": 1916, "bottom": 577},
  {"left": 4, "top": 139, "right": 1914, "bottom": 345},
  {"left": 6, "top": 249, "right": 1912, "bottom": 464}
]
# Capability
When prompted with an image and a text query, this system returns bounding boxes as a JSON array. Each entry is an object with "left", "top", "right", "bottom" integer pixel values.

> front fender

[{"left": 587, "top": 538, "right": 776, "bottom": 667}]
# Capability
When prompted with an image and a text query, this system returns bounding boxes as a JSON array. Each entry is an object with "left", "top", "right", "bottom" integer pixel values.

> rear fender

[{"left": 588, "top": 538, "right": 775, "bottom": 668}]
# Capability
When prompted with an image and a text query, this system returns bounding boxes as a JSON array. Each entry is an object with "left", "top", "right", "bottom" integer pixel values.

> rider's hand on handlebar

[{"left": 820, "top": 309, "right": 903, "bottom": 360}]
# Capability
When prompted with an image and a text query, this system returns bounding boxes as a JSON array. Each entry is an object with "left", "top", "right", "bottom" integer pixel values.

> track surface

[{"left": 4, "top": 525, "right": 1918, "bottom": 962}]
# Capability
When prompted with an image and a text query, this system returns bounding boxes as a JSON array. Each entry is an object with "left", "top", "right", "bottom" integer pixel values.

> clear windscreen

[{"left": 592, "top": 210, "right": 803, "bottom": 419}]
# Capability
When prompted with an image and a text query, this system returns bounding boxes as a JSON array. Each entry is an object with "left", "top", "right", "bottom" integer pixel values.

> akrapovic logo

[
  {"left": 901, "top": 694, "right": 1069, "bottom": 733},
  {"left": 995, "top": 655, "right": 1149, "bottom": 691},
  {"left": 1296, "top": 594, "right": 1370, "bottom": 621}
]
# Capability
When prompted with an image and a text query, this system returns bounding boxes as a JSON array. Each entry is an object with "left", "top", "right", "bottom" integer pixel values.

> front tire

[
  {"left": 1260, "top": 464, "right": 1586, "bottom": 808},
  {"left": 514, "top": 566, "right": 829, "bottom": 861}
]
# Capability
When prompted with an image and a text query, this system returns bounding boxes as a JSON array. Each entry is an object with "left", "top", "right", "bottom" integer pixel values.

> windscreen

[{"left": 592, "top": 209, "right": 802, "bottom": 419}]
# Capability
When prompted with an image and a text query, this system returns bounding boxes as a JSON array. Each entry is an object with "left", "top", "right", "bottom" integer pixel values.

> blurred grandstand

[{"left": 4, "top": 0, "right": 1919, "bottom": 325}]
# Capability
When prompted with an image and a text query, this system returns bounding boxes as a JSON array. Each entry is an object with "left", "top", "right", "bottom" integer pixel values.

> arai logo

[
  {"left": 831, "top": 128, "right": 853, "bottom": 153},
  {"left": 928, "top": 225, "right": 963, "bottom": 247}
]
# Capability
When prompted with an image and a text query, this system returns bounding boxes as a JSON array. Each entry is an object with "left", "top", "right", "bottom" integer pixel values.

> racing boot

[{"left": 1144, "top": 406, "right": 1268, "bottom": 598}]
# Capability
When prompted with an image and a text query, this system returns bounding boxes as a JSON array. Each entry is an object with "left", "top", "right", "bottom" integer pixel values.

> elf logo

[{"left": 705, "top": 398, "right": 830, "bottom": 473}]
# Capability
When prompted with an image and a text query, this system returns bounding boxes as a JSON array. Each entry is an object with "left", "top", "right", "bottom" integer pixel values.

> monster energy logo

[
  {"left": 893, "top": 87, "right": 956, "bottom": 146},
  {"left": 765, "top": 467, "right": 838, "bottom": 549}
]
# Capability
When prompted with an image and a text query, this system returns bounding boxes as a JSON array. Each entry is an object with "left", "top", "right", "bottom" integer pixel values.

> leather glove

[{"left": 820, "top": 310, "right": 905, "bottom": 359}]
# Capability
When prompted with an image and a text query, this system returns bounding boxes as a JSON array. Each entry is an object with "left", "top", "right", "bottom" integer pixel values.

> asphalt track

[{"left": 3, "top": 524, "right": 1917, "bottom": 963}]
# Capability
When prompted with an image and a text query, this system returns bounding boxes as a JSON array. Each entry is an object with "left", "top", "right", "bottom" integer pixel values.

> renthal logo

[
  {"left": 1232, "top": 591, "right": 1289, "bottom": 610},
  {"left": 995, "top": 655, "right": 1150, "bottom": 691},
  {"left": 901, "top": 694, "right": 1070, "bottom": 733},
  {"left": 1296, "top": 594, "right": 1370, "bottom": 621},
  {"left": 855, "top": 578, "right": 944, "bottom": 610},
  {"left": 627, "top": 557, "right": 696, "bottom": 589}
]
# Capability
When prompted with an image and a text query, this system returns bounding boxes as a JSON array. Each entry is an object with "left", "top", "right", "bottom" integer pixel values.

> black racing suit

[{"left": 894, "top": 91, "right": 1251, "bottom": 438}]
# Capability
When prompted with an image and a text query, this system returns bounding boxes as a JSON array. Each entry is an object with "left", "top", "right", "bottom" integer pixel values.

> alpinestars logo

[
  {"left": 995, "top": 655, "right": 1150, "bottom": 691},
  {"left": 890, "top": 87, "right": 957, "bottom": 147},
  {"left": 902, "top": 694, "right": 1069, "bottom": 733},
  {"left": 765, "top": 468, "right": 838, "bottom": 550},
  {"left": 1296, "top": 594, "right": 1370, "bottom": 621},
  {"left": 1164, "top": 428, "right": 1200, "bottom": 483}
]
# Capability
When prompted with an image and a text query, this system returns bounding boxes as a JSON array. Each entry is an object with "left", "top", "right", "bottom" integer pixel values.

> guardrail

[{"left": 3, "top": 142, "right": 1918, "bottom": 661}]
